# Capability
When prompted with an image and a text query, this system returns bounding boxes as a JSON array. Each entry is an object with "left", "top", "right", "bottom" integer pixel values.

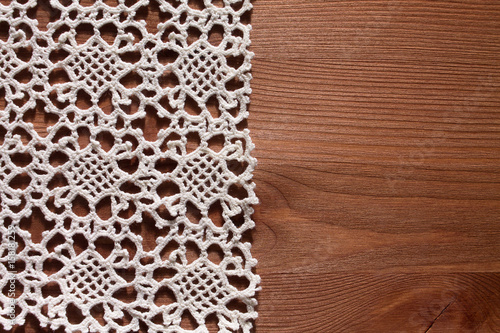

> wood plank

[
  {"left": 249, "top": 1, "right": 500, "bottom": 277},
  {"left": 256, "top": 272, "right": 500, "bottom": 332},
  {"left": 248, "top": 0, "right": 500, "bottom": 331},
  {"left": 251, "top": 0, "right": 500, "bottom": 61}
]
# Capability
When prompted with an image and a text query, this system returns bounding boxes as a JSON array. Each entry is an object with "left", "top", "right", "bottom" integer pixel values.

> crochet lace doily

[{"left": 0, "top": 1, "right": 258, "bottom": 332}]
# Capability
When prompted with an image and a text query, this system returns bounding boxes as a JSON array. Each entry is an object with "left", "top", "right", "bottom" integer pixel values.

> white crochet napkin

[{"left": 0, "top": 1, "right": 258, "bottom": 332}]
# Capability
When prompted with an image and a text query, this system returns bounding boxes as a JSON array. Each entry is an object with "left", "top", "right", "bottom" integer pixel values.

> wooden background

[
  {"left": 4, "top": 0, "right": 500, "bottom": 332},
  {"left": 249, "top": 0, "right": 500, "bottom": 332}
]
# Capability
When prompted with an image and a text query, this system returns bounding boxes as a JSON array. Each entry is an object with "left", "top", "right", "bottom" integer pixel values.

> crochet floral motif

[{"left": 0, "top": 0, "right": 258, "bottom": 332}]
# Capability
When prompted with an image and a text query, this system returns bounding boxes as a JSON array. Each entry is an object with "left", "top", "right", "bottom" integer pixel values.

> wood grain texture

[
  {"left": 249, "top": 0, "right": 500, "bottom": 331},
  {"left": 3, "top": 0, "right": 500, "bottom": 332},
  {"left": 257, "top": 273, "right": 500, "bottom": 332}
]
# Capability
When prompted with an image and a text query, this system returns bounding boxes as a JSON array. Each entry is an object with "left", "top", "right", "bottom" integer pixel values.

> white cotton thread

[{"left": 0, "top": 0, "right": 259, "bottom": 332}]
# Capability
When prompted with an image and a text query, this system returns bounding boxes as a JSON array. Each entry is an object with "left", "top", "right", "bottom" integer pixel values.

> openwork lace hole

[
  {"left": 212, "top": 0, "right": 224, "bottom": 8},
  {"left": 227, "top": 275, "right": 250, "bottom": 291},
  {"left": 226, "top": 54, "right": 245, "bottom": 70},
  {"left": 0, "top": 21, "right": 9, "bottom": 42},
  {"left": 228, "top": 183, "right": 248, "bottom": 200},
  {"left": 180, "top": 310, "right": 198, "bottom": 330},
  {"left": 207, "top": 243, "right": 224, "bottom": 264},
  {"left": 27, "top": 0, "right": 61, "bottom": 31},
  {"left": 72, "top": 233, "right": 89, "bottom": 256},
  {"left": 186, "top": 131, "right": 201, "bottom": 154},
  {"left": 208, "top": 200, "right": 225, "bottom": 228},
  {"left": 154, "top": 285, "right": 176, "bottom": 307},
  {"left": 208, "top": 24, "right": 224, "bottom": 47},
  {"left": 157, "top": 179, "right": 180, "bottom": 198},
  {"left": 41, "top": 281, "right": 62, "bottom": 298},
  {"left": 187, "top": 26, "right": 202, "bottom": 45},
  {"left": 135, "top": 1, "right": 172, "bottom": 35},
  {"left": 75, "top": 22, "right": 94, "bottom": 44},
  {"left": 153, "top": 267, "right": 177, "bottom": 282},
  {"left": 225, "top": 76, "right": 244, "bottom": 91},
  {"left": 11, "top": 152, "right": 32, "bottom": 168},
  {"left": 188, "top": 0, "right": 205, "bottom": 11},
  {"left": 72, "top": 195, "right": 91, "bottom": 216},
  {"left": 67, "top": 303, "right": 85, "bottom": 324},
  {"left": 42, "top": 258, "right": 64, "bottom": 276},
  {"left": 120, "top": 71, "right": 143, "bottom": 88},
  {"left": 9, "top": 172, "right": 31, "bottom": 190},
  {"left": 226, "top": 298, "right": 247, "bottom": 313},
  {"left": 96, "top": 196, "right": 113, "bottom": 220}
]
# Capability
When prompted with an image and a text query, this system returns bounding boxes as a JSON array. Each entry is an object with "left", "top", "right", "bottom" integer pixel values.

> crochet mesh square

[{"left": 0, "top": 0, "right": 259, "bottom": 332}]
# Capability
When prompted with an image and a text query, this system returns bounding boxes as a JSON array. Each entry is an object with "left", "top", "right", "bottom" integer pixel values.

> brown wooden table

[
  {"left": 4, "top": 0, "right": 500, "bottom": 332},
  {"left": 250, "top": 1, "right": 500, "bottom": 332}
]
